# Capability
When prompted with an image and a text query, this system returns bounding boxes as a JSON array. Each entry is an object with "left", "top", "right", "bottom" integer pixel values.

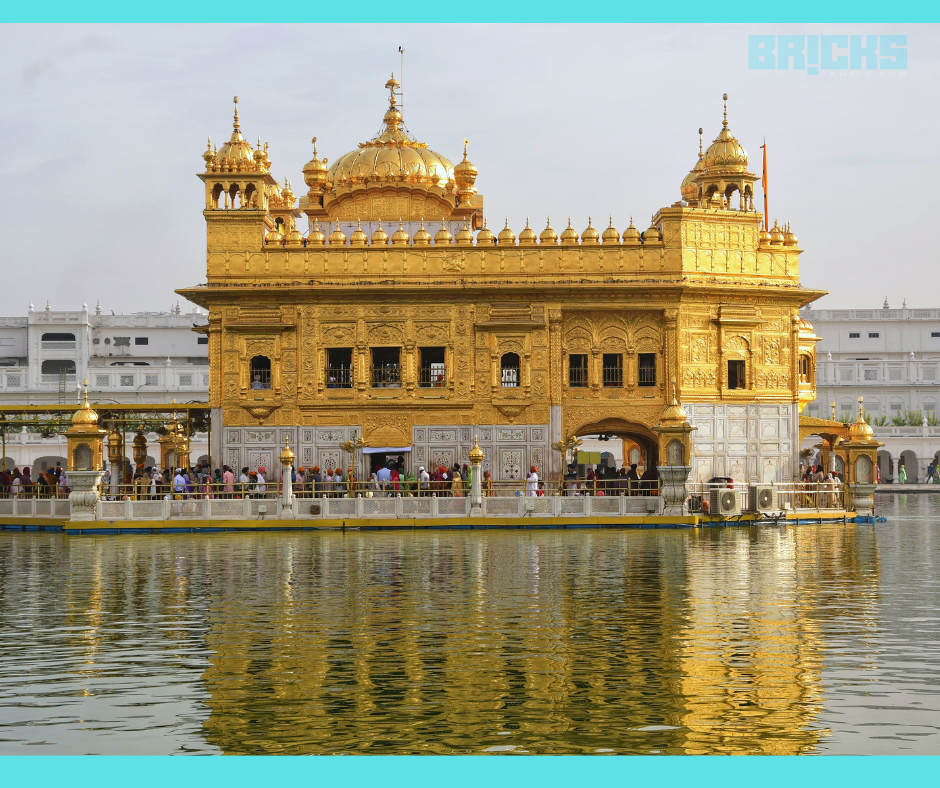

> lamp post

[
  {"left": 339, "top": 435, "right": 369, "bottom": 495},
  {"left": 551, "top": 433, "right": 583, "bottom": 493},
  {"left": 106, "top": 423, "right": 124, "bottom": 499},
  {"left": 469, "top": 435, "right": 484, "bottom": 516},
  {"left": 279, "top": 435, "right": 295, "bottom": 518}
]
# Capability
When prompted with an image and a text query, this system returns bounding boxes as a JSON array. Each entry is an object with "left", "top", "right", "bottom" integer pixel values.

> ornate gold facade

[{"left": 180, "top": 82, "right": 823, "bottom": 482}]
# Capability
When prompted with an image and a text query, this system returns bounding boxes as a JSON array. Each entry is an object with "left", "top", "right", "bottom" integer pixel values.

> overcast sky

[{"left": 0, "top": 23, "right": 935, "bottom": 314}]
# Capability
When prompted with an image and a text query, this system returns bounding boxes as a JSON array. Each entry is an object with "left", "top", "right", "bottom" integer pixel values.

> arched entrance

[{"left": 570, "top": 418, "right": 660, "bottom": 472}]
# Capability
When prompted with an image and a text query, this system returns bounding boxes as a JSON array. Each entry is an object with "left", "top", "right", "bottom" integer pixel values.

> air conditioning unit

[
  {"left": 710, "top": 488, "right": 741, "bottom": 517},
  {"left": 749, "top": 485, "right": 779, "bottom": 513}
]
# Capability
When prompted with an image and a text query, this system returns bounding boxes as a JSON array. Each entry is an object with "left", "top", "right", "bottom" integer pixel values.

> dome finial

[
  {"left": 463, "top": 138, "right": 469, "bottom": 156},
  {"left": 233, "top": 95, "right": 240, "bottom": 131},
  {"left": 722, "top": 93, "right": 728, "bottom": 128},
  {"left": 698, "top": 127, "right": 704, "bottom": 158},
  {"left": 312, "top": 136, "right": 317, "bottom": 156}
]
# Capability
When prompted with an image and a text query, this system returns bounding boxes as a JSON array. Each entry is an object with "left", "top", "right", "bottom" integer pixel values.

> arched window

[
  {"left": 41, "top": 359, "right": 76, "bottom": 375},
  {"left": 501, "top": 353, "right": 520, "bottom": 387},
  {"left": 41, "top": 332, "right": 76, "bottom": 342},
  {"left": 250, "top": 356, "right": 271, "bottom": 389},
  {"left": 799, "top": 354, "right": 813, "bottom": 383},
  {"left": 73, "top": 444, "right": 92, "bottom": 471}
]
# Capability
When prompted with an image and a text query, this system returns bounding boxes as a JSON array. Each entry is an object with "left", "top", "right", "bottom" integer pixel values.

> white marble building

[
  {"left": 801, "top": 301, "right": 940, "bottom": 481},
  {"left": 0, "top": 302, "right": 209, "bottom": 472}
]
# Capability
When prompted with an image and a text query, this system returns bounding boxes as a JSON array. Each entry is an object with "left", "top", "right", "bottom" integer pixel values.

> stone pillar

[
  {"left": 68, "top": 470, "right": 104, "bottom": 521},
  {"left": 469, "top": 436, "right": 484, "bottom": 517}
]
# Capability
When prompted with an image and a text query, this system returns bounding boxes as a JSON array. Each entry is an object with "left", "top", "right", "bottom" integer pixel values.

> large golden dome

[
  {"left": 703, "top": 96, "right": 748, "bottom": 173},
  {"left": 327, "top": 76, "right": 457, "bottom": 190}
]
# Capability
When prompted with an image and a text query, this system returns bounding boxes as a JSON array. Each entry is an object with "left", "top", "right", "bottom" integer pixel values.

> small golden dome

[
  {"left": 349, "top": 219, "right": 368, "bottom": 247},
  {"left": 216, "top": 97, "right": 257, "bottom": 170},
  {"left": 643, "top": 223, "right": 661, "bottom": 243},
  {"left": 497, "top": 218, "right": 516, "bottom": 246},
  {"left": 302, "top": 137, "right": 329, "bottom": 194},
  {"left": 391, "top": 218, "right": 410, "bottom": 246},
  {"left": 71, "top": 384, "right": 98, "bottom": 426},
  {"left": 703, "top": 95, "right": 748, "bottom": 173},
  {"left": 783, "top": 222, "right": 798, "bottom": 247},
  {"left": 770, "top": 219, "right": 784, "bottom": 245},
  {"left": 581, "top": 217, "right": 600, "bottom": 245},
  {"left": 328, "top": 223, "right": 347, "bottom": 246},
  {"left": 848, "top": 398, "right": 875, "bottom": 441},
  {"left": 476, "top": 218, "right": 495, "bottom": 246},
  {"left": 455, "top": 221, "right": 474, "bottom": 247},
  {"left": 282, "top": 179, "right": 296, "bottom": 207},
  {"left": 661, "top": 379, "right": 689, "bottom": 425},
  {"left": 435, "top": 220, "right": 453, "bottom": 246},
  {"left": 518, "top": 218, "right": 537, "bottom": 246},
  {"left": 680, "top": 128, "right": 705, "bottom": 203},
  {"left": 454, "top": 140, "right": 477, "bottom": 206},
  {"left": 286, "top": 226, "right": 304, "bottom": 247},
  {"left": 413, "top": 218, "right": 432, "bottom": 246},
  {"left": 539, "top": 218, "right": 558, "bottom": 246},
  {"left": 560, "top": 218, "right": 579, "bottom": 246},
  {"left": 622, "top": 218, "right": 641, "bottom": 246},
  {"left": 759, "top": 227, "right": 771, "bottom": 245},
  {"left": 202, "top": 136, "right": 216, "bottom": 170},
  {"left": 371, "top": 219, "right": 389, "bottom": 246},
  {"left": 307, "top": 219, "right": 326, "bottom": 246},
  {"left": 601, "top": 217, "right": 620, "bottom": 245},
  {"left": 265, "top": 228, "right": 284, "bottom": 246},
  {"left": 468, "top": 436, "right": 484, "bottom": 464}
]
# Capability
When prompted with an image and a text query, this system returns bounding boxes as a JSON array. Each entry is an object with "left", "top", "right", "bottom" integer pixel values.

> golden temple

[{"left": 179, "top": 79, "right": 824, "bottom": 484}]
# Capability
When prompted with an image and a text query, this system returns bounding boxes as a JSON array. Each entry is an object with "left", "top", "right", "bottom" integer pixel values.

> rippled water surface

[{"left": 1, "top": 494, "right": 938, "bottom": 754}]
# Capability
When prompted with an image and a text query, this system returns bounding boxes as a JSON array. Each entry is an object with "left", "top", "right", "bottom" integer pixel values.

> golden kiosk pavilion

[{"left": 179, "top": 78, "right": 823, "bottom": 484}]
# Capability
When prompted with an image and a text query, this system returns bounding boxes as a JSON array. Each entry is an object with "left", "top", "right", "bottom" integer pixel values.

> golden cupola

[
  {"left": 476, "top": 219, "right": 495, "bottom": 246},
  {"left": 622, "top": 218, "right": 641, "bottom": 246},
  {"left": 703, "top": 95, "right": 748, "bottom": 173},
  {"left": 783, "top": 222, "right": 798, "bottom": 247},
  {"left": 215, "top": 97, "right": 257, "bottom": 171},
  {"left": 497, "top": 219, "right": 516, "bottom": 246},
  {"left": 349, "top": 219, "right": 368, "bottom": 247},
  {"left": 518, "top": 218, "right": 537, "bottom": 246},
  {"left": 305, "top": 76, "right": 483, "bottom": 224},
  {"left": 434, "top": 220, "right": 453, "bottom": 246},
  {"left": 307, "top": 219, "right": 326, "bottom": 246},
  {"left": 392, "top": 219, "right": 411, "bottom": 246},
  {"left": 560, "top": 218, "right": 579, "bottom": 246},
  {"left": 601, "top": 217, "right": 620, "bottom": 245},
  {"left": 848, "top": 398, "right": 875, "bottom": 442},
  {"left": 539, "top": 218, "right": 558, "bottom": 246},
  {"left": 371, "top": 219, "right": 389, "bottom": 246},
  {"left": 680, "top": 128, "right": 705, "bottom": 203},
  {"left": 302, "top": 137, "right": 329, "bottom": 197},
  {"left": 413, "top": 219, "right": 432, "bottom": 246},
  {"left": 328, "top": 223, "right": 347, "bottom": 246},
  {"left": 455, "top": 221, "right": 474, "bottom": 247},
  {"left": 581, "top": 217, "right": 600, "bottom": 245}
]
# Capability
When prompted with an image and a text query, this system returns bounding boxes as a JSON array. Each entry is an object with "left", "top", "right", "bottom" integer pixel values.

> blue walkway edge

[{"left": 3, "top": 755, "right": 933, "bottom": 788}]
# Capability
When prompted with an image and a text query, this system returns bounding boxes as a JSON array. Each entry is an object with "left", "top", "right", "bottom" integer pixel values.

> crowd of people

[
  {"left": 0, "top": 466, "right": 71, "bottom": 498},
  {"left": 563, "top": 463, "right": 661, "bottom": 496},
  {"left": 799, "top": 464, "right": 843, "bottom": 508}
]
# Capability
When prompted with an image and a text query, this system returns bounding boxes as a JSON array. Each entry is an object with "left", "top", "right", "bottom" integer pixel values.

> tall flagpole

[{"left": 760, "top": 139, "right": 768, "bottom": 231}]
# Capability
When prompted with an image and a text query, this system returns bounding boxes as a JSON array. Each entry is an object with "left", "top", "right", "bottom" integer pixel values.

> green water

[{"left": 0, "top": 493, "right": 937, "bottom": 754}]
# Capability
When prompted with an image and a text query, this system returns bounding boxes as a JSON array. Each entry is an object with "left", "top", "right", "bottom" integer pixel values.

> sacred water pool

[{"left": 0, "top": 494, "right": 937, "bottom": 755}]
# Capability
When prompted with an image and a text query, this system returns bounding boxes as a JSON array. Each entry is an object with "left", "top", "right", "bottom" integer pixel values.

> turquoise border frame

[
  {"left": 2, "top": 755, "right": 934, "bottom": 784},
  {"left": 2, "top": 1, "right": 938, "bottom": 23}
]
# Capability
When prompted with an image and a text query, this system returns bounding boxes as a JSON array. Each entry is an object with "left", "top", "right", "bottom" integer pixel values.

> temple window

[
  {"left": 500, "top": 353, "right": 520, "bottom": 387},
  {"left": 602, "top": 354, "right": 623, "bottom": 387},
  {"left": 326, "top": 348, "right": 353, "bottom": 388},
  {"left": 568, "top": 354, "right": 588, "bottom": 387},
  {"left": 371, "top": 347, "right": 401, "bottom": 388},
  {"left": 727, "top": 359, "right": 746, "bottom": 390},
  {"left": 249, "top": 355, "right": 272, "bottom": 389},
  {"left": 419, "top": 347, "right": 446, "bottom": 388},
  {"left": 799, "top": 354, "right": 812, "bottom": 383},
  {"left": 638, "top": 353, "right": 657, "bottom": 387},
  {"left": 41, "top": 359, "right": 76, "bottom": 375}
]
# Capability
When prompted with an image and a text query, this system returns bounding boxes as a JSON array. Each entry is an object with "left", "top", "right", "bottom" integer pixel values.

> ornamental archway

[{"left": 569, "top": 417, "right": 660, "bottom": 471}]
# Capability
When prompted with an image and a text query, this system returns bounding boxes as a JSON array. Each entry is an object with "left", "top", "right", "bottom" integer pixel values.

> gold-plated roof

[
  {"left": 703, "top": 95, "right": 748, "bottom": 173},
  {"left": 326, "top": 76, "right": 457, "bottom": 190}
]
